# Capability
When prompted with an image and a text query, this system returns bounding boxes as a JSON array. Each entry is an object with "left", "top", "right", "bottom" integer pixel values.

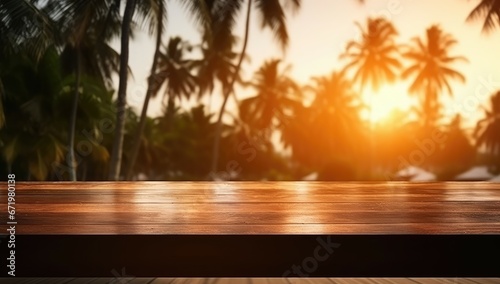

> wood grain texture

[{"left": 2, "top": 181, "right": 500, "bottom": 234}]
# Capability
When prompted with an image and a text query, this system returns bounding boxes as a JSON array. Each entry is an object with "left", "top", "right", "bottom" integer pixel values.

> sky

[{"left": 113, "top": 0, "right": 500, "bottom": 131}]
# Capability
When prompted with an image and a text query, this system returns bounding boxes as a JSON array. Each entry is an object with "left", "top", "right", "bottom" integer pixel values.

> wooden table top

[{"left": 3, "top": 181, "right": 500, "bottom": 234}]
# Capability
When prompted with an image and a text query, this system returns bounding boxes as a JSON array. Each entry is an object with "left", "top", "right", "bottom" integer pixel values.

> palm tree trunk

[
  {"left": 210, "top": 0, "right": 252, "bottom": 176},
  {"left": 108, "top": 0, "right": 137, "bottom": 181},
  {"left": 125, "top": 2, "right": 164, "bottom": 180},
  {"left": 424, "top": 83, "right": 434, "bottom": 128},
  {"left": 166, "top": 94, "right": 175, "bottom": 129},
  {"left": 68, "top": 49, "right": 81, "bottom": 181}
]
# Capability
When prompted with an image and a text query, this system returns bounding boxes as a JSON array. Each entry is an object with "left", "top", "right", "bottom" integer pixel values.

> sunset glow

[{"left": 361, "top": 84, "right": 415, "bottom": 124}]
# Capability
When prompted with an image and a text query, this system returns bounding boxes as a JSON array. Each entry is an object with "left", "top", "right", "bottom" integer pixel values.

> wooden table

[
  {"left": 2, "top": 181, "right": 500, "bottom": 279},
  {"left": 3, "top": 181, "right": 500, "bottom": 234}
]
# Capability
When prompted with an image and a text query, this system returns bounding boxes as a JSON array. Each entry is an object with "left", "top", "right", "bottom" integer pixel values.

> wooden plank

[
  {"left": 7, "top": 207, "right": 500, "bottom": 224},
  {"left": 10, "top": 213, "right": 500, "bottom": 227},
  {"left": 8, "top": 185, "right": 500, "bottom": 194},
  {"left": 6, "top": 189, "right": 500, "bottom": 200},
  {"left": 2, "top": 182, "right": 500, "bottom": 234},
  {"left": 9, "top": 202, "right": 500, "bottom": 212},
  {"left": 8, "top": 181, "right": 500, "bottom": 191},
  {"left": 10, "top": 193, "right": 500, "bottom": 203},
  {"left": 11, "top": 223, "right": 500, "bottom": 234}
]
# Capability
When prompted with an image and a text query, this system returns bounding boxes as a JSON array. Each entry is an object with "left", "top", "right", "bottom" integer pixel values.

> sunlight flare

[{"left": 360, "top": 84, "right": 414, "bottom": 124}]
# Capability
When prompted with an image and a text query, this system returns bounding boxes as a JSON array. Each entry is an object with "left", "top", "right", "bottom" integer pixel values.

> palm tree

[
  {"left": 466, "top": 0, "right": 500, "bottom": 33},
  {"left": 0, "top": 45, "right": 115, "bottom": 180},
  {"left": 157, "top": 38, "right": 198, "bottom": 124},
  {"left": 1, "top": 47, "right": 69, "bottom": 179},
  {"left": 402, "top": 25, "right": 467, "bottom": 127},
  {"left": 1, "top": 0, "right": 56, "bottom": 126},
  {"left": 239, "top": 59, "right": 301, "bottom": 131},
  {"left": 210, "top": 0, "right": 302, "bottom": 175},
  {"left": 196, "top": 37, "right": 240, "bottom": 114},
  {"left": 281, "top": 71, "right": 366, "bottom": 173},
  {"left": 54, "top": 0, "right": 122, "bottom": 86},
  {"left": 44, "top": 0, "right": 121, "bottom": 180},
  {"left": 108, "top": 0, "right": 137, "bottom": 180},
  {"left": 0, "top": 0, "right": 55, "bottom": 59},
  {"left": 125, "top": 36, "right": 198, "bottom": 180},
  {"left": 308, "top": 71, "right": 367, "bottom": 155},
  {"left": 123, "top": 0, "right": 166, "bottom": 181},
  {"left": 111, "top": 0, "right": 211, "bottom": 181},
  {"left": 341, "top": 17, "right": 401, "bottom": 92},
  {"left": 194, "top": 2, "right": 241, "bottom": 113},
  {"left": 475, "top": 91, "right": 500, "bottom": 173},
  {"left": 340, "top": 17, "right": 400, "bottom": 178}
]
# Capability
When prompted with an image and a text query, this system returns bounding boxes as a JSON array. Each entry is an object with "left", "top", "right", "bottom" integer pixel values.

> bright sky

[{"left": 115, "top": 0, "right": 500, "bottom": 131}]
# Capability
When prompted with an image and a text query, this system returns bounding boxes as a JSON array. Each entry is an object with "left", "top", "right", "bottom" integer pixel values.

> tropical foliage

[
  {"left": 466, "top": 0, "right": 500, "bottom": 33},
  {"left": 341, "top": 17, "right": 401, "bottom": 92},
  {"left": 475, "top": 91, "right": 500, "bottom": 174},
  {"left": 402, "top": 25, "right": 467, "bottom": 126},
  {"left": 1, "top": 1, "right": 499, "bottom": 181}
]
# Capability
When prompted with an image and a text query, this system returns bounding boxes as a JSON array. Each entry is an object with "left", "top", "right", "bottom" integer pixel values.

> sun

[{"left": 360, "top": 84, "right": 415, "bottom": 124}]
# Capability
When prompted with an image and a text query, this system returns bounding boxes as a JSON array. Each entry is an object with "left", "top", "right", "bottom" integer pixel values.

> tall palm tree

[
  {"left": 194, "top": 1, "right": 241, "bottom": 113},
  {"left": 475, "top": 91, "right": 500, "bottom": 173},
  {"left": 123, "top": 0, "right": 167, "bottom": 181},
  {"left": 340, "top": 17, "right": 401, "bottom": 92},
  {"left": 112, "top": 0, "right": 211, "bottom": 181},
  {"left": 108, "top": 0, "right": 137, "bottom": 180},
  {"left": 402, "top": 25, "right": 467, "bottom": 126},
  {"left": 44, "top": 0, "right": 121, "bottom": 180},
  {"left": 125, "top": 36, "right": 198, "bottom": 179},
  {"left": 239, "top": 59, "right": 301, "bottom": 131},
  {"left": 340, "top": 17, "right": 400, "bottom": 178},
  {"left": 466, "top": 0, "right": 500, "bottom": 33},
  {"left": 210, "top": 0, "right": 302, "bottom": 175}
]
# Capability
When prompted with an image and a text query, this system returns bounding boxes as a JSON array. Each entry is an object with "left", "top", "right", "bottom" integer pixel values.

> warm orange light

[{"left": 360, "top": 84, "right": 415, "bottom": 124}]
